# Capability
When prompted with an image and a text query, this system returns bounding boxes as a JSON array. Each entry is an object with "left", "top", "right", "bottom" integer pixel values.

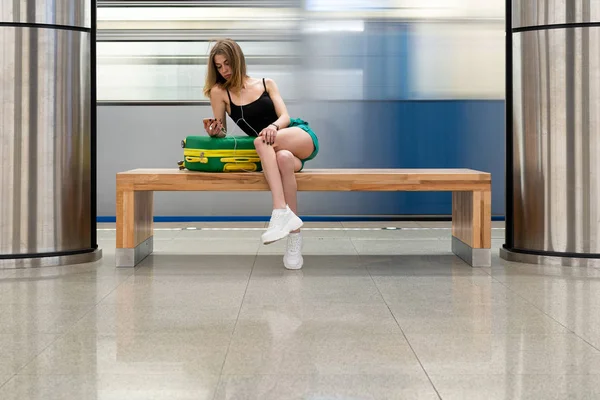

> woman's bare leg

[
  {"left": 254, "top": 127, "right": 314, "bottom": 209},
  {"left": 254, "top": 136, "right": 286, "bottom": 209},
  {"left": 275, "top": 149, "right": 305, "bottom": 269},
  {"left": 255, "top": 127, "right": 313, "bottom": 244},
  {"left": 276, "top": 150, "right": 303, "bottom": 232}
]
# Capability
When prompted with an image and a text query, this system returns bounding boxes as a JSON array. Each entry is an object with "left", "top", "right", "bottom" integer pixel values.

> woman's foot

[
  {"left": 262, "top": 205, "right": 303, "bottom": 245},
  {"left": 284, "top": 232, "right": 303, "bottom": 270}
]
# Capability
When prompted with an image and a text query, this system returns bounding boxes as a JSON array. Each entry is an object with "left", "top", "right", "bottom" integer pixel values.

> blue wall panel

[{"left": 341, "top": 100, "right": 505, "bottom": 216}]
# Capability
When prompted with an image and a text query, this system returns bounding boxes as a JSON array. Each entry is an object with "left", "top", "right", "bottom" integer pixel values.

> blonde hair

[{"left": 203, "top": 39, "right": 247, "bottom": 98}]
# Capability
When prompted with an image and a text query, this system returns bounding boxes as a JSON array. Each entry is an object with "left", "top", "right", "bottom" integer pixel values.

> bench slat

[{"left": 117, "top": 168, "right": 491, "bottom": 192}]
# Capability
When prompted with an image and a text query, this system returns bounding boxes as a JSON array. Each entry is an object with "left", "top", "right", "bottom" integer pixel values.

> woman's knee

[
  {"left": 254, "top": 136, "right": 266, "bottom": 152},
  {"left": 276, "top": 150, "right": 295, "bottom": 172}
]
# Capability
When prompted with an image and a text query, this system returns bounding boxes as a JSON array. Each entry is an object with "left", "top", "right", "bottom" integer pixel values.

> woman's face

[{"left": 214, "top": 54, "right": 231, "bottom": 80}]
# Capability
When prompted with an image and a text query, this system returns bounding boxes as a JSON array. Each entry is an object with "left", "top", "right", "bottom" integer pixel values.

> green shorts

[{"left": 289, "top": 117, "right": 319, "bottom": 171}]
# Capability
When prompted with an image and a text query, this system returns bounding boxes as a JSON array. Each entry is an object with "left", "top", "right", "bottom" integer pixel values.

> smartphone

[
  {"left": 203, "top": 117, "right": 226, "bottom": 137},
  {"left": 203, "top": 117, "right": 214, "bottom": 130}
]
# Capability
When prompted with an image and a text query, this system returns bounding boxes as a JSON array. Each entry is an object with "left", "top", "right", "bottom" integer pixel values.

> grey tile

[
  {"left": 251, "top": 254, "right": 366, "bottom": 277},
  {"left": 352, "top": 239, "right": 450, "bottom": 255},
  {"left": 300, "top": 222, "right": 344, "bottom": 228},
  {"left": 0, "top": 373, "right": 220, "bottom": 400},
  {"left": 416, "top": 221, "right": 452, "bottom": 228},
  {"left": 258, "top": 237, "right": 358, "bottom": 256},
  {"left": 100, "top": 279, "right": 249, "bottom": 308},
  {"left": 407, "top": 333, "right": 600, "bottom": 375},
  {"left": 0, "top": 279, "right": 122, "bottom": 305},
  {"left": 341, "top": 221, "right": 421, "bottom": 228},
  {"left": 215, "top": 373, "right": 439, "bottom": 400},
  {"left": 128, "top": 267, "right": 253, "bottom": 283},
  {"left": 154, "top": 238, "right": 260, "bottom": 255},
  {"left": 20, "top": 332, "right": 229, "bottom": 375},
  {"left": 0, "top": 270, "right": 16, "bottom": 278},
  {"left": 242, "top": 273, "right": 384, "bottom": 306},
  {"left": 0, "top": 375, "right": 11, "bottom": 387},
  {"left": 10, "top": 265, "right": 131, "bottom": 282},
  {"left": 512, "top": 286, "right": 600, "bottom": 319},
  {"left": 223, "top": 331, "right": 423, "bottom": 375},
  {"left": 578, "top": 331, "right": 600, "bottom": 351},
  {"left": 154, "top": 228, "right": 186, "bottom": 240},
  {"left": 69, "top": 303, "right": 239, "bottom": 335},
  {"left": 362, "top": 254, "right": 490, "bottom": 277},
  {"left": 96, "top": 241, "right": 117, "bottom": 264},
  {"left": 359, "top": 253, "right": 455, "bottom": 267},
  {"left": 174, "top": 228, "right": 264, "bottom": 240},
  {"left": 97, "top": 229, "right": 117, "bottom": 239},
  {"left": 491, "top": 238, "right": 505, "bottom": 250},
  {"left": 491, "top": 227, "right": 505, "bottom": 239},
  {"left": 292, "top": 222, "right": 346, "bottom": 238},
  {"left": 185, "top": 222, "right": 266, "bottom": 229},
  {"left": 235, "top": 302, "right": 401, "bottom": 337},
  {"left": 130, "top": 265, "right": 253, "bottom": 284},
  {"left": 0, "top": 334, "right": 60, "bottom": 376},
  {"left": 97, "top": 222, "right": 116, "bottom": 229},
  {"left": 489, "top": 263, "right": 600, "bottom": 283},
  {"left": 513, "top": 301, "right": 600, "bottom": 348},
  {"left": 0, "top": 304, "right": 94, "bottom": 334},
  {"left": 344, "top": 227, "right": 452, "bottom": 240},
  {"left": 387, "top": 296, "right": 569, "bottom": 334},
  {"left": 371, "top": 262, "right": 561, "bottom": 338},
  {"left": 430, "top": 374, "right": 600, "bottom": 400},
  {"left": 293, "top": 227, "right": 349, "bottom": 238},
  {"left": 493, "top": 275, "right": 600, "bottom": 335},
  {"left": 137, "top": 253, "right": 255, "bottom": 271},
  {"left": 374, "top": 279, "right": 510, "bottom": 306},
  {"left": 538, "top": 282, "right": 600, "bottom": 311}
]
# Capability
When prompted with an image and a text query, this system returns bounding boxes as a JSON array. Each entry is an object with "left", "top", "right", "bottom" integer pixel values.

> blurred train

[
  {"left": 97, "top": 0, "right": 505, "bottom": 103},
  {"left": 96, "top": 0, "right": 507, "bottom": 219}
]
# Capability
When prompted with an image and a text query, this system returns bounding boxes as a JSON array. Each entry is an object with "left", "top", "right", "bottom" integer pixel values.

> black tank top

[{"left": 227, "top": 78, "right": 278, "bottom": 137}]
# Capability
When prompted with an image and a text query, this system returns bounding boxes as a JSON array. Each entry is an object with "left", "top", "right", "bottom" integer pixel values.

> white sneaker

[
  {"left": 262, "top": 205, "right": 303, "bottom": 245},
  {"left": 284, "top": 232, "right": 303, "bottom": 270}
]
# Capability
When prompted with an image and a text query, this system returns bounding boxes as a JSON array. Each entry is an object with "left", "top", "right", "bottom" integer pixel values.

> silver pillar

[
  {"left": 0, "top": 0, "right": 101, "bottom": 268},
  {"left": 501, "top": 0, "right": 600, "bottom": 266}
]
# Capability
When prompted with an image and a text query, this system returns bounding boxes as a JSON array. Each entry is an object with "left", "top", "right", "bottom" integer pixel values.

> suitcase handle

[
  {"left": 220, "top": 157, "right": 261, "bottom": 163},
  {"left": 185, "top": 156, "right": 208, "bottom": 163},
  {"left": 223, "top": 163, "right": 258, "bottom": 172}
]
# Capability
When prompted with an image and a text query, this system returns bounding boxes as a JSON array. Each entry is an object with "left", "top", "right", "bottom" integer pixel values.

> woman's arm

[
  {"left": 265, "top": 78, "right": 290, "bottom": 130},
  {"left": 207, "top": 86, "right": 227, "bottom": 136}
]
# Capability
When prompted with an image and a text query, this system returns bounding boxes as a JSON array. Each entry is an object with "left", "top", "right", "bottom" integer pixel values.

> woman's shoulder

[
  {"left": 209, "top": 84, "right": 227, "bottom": 100},
  {"left": 210, "top": 84, "right": 226, "bottom": 94},
  {"left": 262, "top": 78, "right": 279, "bottom": 91}
]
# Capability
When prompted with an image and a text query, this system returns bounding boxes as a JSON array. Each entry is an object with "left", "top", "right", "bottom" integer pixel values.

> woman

[{"left": 202, "top": 38, "right": 319, "bottom": 270}]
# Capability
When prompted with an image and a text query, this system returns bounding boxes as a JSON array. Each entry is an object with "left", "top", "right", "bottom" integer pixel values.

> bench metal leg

[
  {"left": 451, "top": 190, "right": 492, "bottom": 267},
  {"left": 116, "top": 188, "right": 154, "bottom": 267}
]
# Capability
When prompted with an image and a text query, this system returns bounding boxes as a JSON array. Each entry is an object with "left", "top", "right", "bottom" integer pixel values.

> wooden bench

[{"left": 115, "top": 168, "right": 492, "bottom": 268}]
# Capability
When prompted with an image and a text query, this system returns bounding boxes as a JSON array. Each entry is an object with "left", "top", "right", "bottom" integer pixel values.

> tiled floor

[{"left": 2, "top": 221, "right": 600, "bottom": 399}]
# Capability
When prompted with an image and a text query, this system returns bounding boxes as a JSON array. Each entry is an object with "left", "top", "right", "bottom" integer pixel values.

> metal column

[
  {"left": 501, "top": 0, "right": 600, "bottom": 266},
  {"left": 0, "top": 1, "right": 101, "bottom": 268}
]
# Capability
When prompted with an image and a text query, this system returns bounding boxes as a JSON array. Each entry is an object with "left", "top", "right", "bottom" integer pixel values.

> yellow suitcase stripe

[{"left": 184, "top": 149, "right": 258, "bottom": 157}]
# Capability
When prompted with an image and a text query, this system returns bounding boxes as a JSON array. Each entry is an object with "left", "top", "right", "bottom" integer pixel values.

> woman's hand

[
  {"left": 260, "top": 125, "right": 278, "bottom": 145},
  {"left": 205, "top": 118, "right": 225, "bottom": 137}
]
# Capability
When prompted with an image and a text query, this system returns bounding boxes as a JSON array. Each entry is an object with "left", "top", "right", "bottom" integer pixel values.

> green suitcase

[{"left": 178, "top": 135, "right": 262, "bottom": 172}]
